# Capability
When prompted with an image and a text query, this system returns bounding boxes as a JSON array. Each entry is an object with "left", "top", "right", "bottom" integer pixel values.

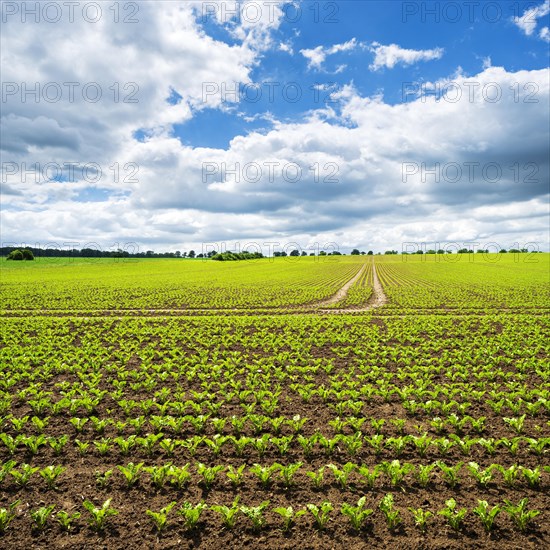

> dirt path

[
  {"left": 311, "top": 263, "right": 368, "bottom": 308},
  {"left": 363, "top": 258, "right": 388, "bottom": 309},
  {"left": 316, "top": 259, "right": 387, "bottom": 313}
]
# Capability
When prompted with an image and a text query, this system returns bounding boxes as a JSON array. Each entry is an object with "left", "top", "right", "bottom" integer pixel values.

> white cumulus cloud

[
  {"left": 511, "top": 0, "right": 550, "bottom": 38},
  {"left": 300, "top": 38, "right": 360, "bottom": 70},
  {"left": 369, "top": 42, "right": 444, "bottom": 71}
]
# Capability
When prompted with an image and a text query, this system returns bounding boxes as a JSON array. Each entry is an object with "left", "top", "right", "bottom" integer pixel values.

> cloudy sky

[{"left": 1, "top": 0, "right": 549, "bottom": 254}]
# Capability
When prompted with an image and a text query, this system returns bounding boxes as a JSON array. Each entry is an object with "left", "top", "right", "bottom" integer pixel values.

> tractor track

[{"left": 315, "top": 259, "right": 387, "bottom": 314}]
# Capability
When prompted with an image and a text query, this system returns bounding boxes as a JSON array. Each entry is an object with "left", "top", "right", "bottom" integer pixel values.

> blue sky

[
  {"left": 176, "top": 1, "right": 549, "bottom": 148},
  {"left": 1, "top": 1, "right": 549, "bottom": 253}
]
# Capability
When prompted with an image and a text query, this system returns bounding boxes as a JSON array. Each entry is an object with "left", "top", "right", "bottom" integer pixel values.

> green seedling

[
  {"left": 0, "top": 500, "right": 20, "bottom": 534},
  {"left": 240, "top": 501, "right": 270, "bottom": 531},
  {"left": 83, "top": 498, "right": 118, "bottom": 531},
  {"left": 341, "top": 497, "right": 374, "bottom": 531},
  {"left": 438, "top": 498, "right": 467, "bottom": 531},
  {"left": 146, "top": 502, "right": 176, "bottom": 533},
  {"left": 179, "top": 502, "right": 207, "bottom": 530},
  {"left": 211, "top": 497, "right": 241, "bottom": 529},
  {"left": 306, "top": 501, "right": 333, "bottom": 530},
  {"left": 31, "top": 505, "right": 55, "bottom": 531},
  {"left": 503, "top": 498, "right": 540, "bottom": 532},
  {"left": 473, "top": 500, "right": 501, "bottom": 532},
  {"left": 379, "top": 494, "right": 401, "bottom": 530},
  {"left": 56, "top": 510, "right": 80, "bottom": 532},
  {"left": 273, "top": 506, "right": 306, "bottom": 532},
  {"left": 409, "top": 507, "right": 432, "bottom": 532}
]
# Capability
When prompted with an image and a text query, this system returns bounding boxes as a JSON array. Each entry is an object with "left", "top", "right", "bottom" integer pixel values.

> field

[
  {"left": 0, "top": 254, "right": 549, "bottom": 549},
  {"left": 0, "top": 256, "right": 364, "bottom": 311}
]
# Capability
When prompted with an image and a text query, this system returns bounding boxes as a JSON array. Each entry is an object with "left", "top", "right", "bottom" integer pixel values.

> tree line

[{"left": 2, "top": 246, "right": 539, "bottom": 261}]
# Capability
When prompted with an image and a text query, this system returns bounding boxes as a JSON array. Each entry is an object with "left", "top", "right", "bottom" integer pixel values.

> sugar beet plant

[
  {"left": 83, "top": 499, "right": 118, "bottom": 532},
  {"left": 0, "top": 501, "right": 19, "bottom": 534},
  {"left": 146, "top": 502, "right": 176, "bottom": 534}
]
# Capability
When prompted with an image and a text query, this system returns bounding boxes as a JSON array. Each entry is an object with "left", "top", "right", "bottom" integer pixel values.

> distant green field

[
  {"left": 0, "top": 256, "right": 364, "bottom": 310},
  {"left": 1, "top": 253, "right": 548, "bottom": 311},
  {"left": 376, "top": 253, "right": 550, "bottom": 310}
]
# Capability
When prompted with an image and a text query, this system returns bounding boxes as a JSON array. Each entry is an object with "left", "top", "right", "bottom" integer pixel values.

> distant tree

[
  {"left": 309, "top": 253, "right": 315, "bottom": 256},
  {"left": 426, "top": 249, "right": 436, "bottom": 254},
  {"left": 188, "top": 250, "right": 196, "bottom": 258},
  {"left": 175, "top": 251, "right": 181, "bottom": 257},
  {"left": 319, "top": 251, "right": 327, "bottom": 256},
  {"left": 367, "top": 251, "right": 373, "bottom": 255},
  {"left": 351, "top": 249, "right": 360, "bottom": 255},
  {"left": 415, "top": 250, "right": 423, "bottom": 254},
  {"left": 81, "top": 248, "right": 101, "bottom": 257},
  {"left": 211, "top": 251, "right": 263, "bottom": 261},
  {"left": 7, "top": 249, "right": 23, "bottom": 260},
  {"left": 499, "top": 249, "right": 507, "bottom": 253},
  {"left": 331, "top": 251, "right": 342, "bottom": 255},
  {"left": 360, "top": 251, "right": 366, "bottom": 255},
  {"left": 5, "top": 248, "right": 34, "bottom": 260},
  {"left": 289, "top": 249, "right": 300, "bottom": 257},
  {"left": 197, "top": 253, "right": 204, "bottom": 258},
  {"left": 458, "top": 248, "right": 469, "bottom": 253},
  {"left": 301, "top": 251, "right": 307, "bottom": 256},
  {"left": 437, "top": 249, "right": 445, "bottom": 254}
]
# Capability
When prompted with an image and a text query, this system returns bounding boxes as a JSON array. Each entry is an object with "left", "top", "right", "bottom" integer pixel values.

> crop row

[
  {"left": 4, "top": 380, "right": 549, "bottom": 411},
  {"left": 3, "top": 388, "right": 549, "bottom": 423},
  {"left": 2, "top": 459, "right": 549, "bottom": 492},
  {"left": 1, "top": 495, "right": 542, "bottom": 535},
  {"left": 2, "top": 433, "right": 549, "bottom": 462},
  {"left": 2, "top": 405, "right": 549, "bottom": 434}
]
